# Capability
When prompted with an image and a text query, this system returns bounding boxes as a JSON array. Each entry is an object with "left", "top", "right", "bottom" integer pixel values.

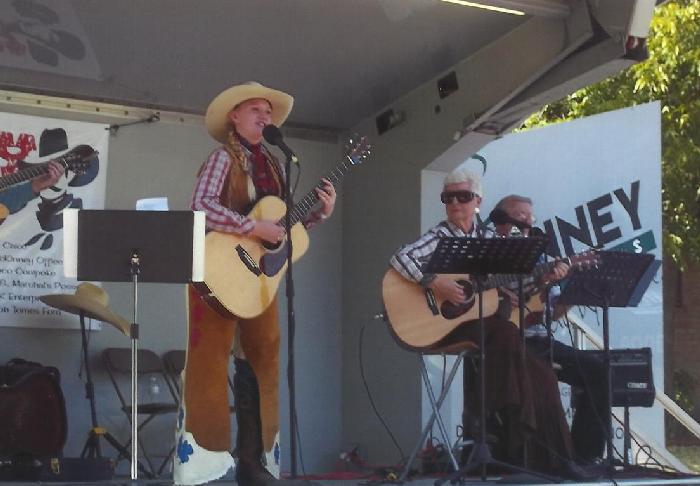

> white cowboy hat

[
  {"left": 40, "top": 283, "right": 130, "bottom": 336},
  {"left": 205, "top": 81, "right": 294, "bottom": 143}
]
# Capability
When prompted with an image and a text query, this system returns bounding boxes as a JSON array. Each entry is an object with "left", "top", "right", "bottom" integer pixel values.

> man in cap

[
  {"left": 175, "top": 82, "right": 335, "bottom": 486},
  {"left": 491, "top": 194, "right": 607, "bottom": 465}
]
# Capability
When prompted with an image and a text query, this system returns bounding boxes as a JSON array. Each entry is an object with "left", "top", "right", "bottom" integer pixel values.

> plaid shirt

[
  {"left": 390, "top": 220, "right": 493, "bottom": 286},
  {"left": 191, "top": 146, "right": 324, "bottom": 234}
]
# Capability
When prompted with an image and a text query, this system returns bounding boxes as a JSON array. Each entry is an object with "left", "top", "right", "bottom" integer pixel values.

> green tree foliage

[{"left": 522, "top": 0, "right": 700, "bottom": 266}]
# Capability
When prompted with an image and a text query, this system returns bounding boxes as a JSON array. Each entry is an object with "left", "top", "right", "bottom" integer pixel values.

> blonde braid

[
  {"left": 224, "top": 128, "right": 247, "bottom": 167},
  {"left": 223, "top": 128, "right": 257, "bottom": 201}
]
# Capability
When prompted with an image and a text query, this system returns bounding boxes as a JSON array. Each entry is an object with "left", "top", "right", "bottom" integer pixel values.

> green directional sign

[{"left": 610, "top": 229, "right": 657, "bottom": 254}]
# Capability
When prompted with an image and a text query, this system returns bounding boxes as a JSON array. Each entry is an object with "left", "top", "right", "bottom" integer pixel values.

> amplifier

[{"left": 584, "top": 347, "right": 655, "bottom": 407}]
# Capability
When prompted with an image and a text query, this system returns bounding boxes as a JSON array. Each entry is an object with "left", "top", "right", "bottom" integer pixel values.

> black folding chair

[{"left": 102, "top": 347, "right": 179, "bottom": 478}]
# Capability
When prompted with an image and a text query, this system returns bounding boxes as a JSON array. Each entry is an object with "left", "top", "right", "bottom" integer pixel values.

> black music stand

[
  {"left": 558, "top": 251, "right": 657, "bottom": 473},
  {"left": 426, "top": 237, "right": 556, "bottom": 483},
  {"left": 63, "top": 209, "right": 205, "bottom": 481}
]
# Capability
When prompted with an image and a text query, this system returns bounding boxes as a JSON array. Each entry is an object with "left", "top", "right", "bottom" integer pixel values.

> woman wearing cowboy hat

[{"left": 175, "top": 82, "right": 335, "bottom": 486}]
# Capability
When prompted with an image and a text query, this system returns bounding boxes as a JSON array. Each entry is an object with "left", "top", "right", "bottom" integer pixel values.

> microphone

[
  {"left": 529, "top": 226, "right": 551, "bottom": 243},
  {"left": 488, "top": 208, "right": 532, "bottom": 231},
  {"left": 529, "top": 226, "right": 546, "bottom": 238},
  {"left": 262, "top": 124, "right": 298, "bottom": 163}
]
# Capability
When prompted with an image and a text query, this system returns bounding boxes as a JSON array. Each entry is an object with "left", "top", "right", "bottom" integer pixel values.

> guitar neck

[
  {"left": 0, "top": 161, "right": 53, "bottom": 190},
  {"left": 484, "top": 257, "right": 568, "bottom": 290},
  {"left": 279, "top": 155, "right": 354, "bottom": 226},
  {"left": 0, "top": 147, "right": 82, "bottom": 192}
]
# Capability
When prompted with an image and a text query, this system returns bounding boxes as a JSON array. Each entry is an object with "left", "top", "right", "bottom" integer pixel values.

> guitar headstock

[
  {"left": 569, "top": 250, "right": 602, "bottom": 271},
  {"left": 344, "top": 134, "right": 371, "bottom": 166},
  {"left": 58, "top": 144, "right": 98, "bottom": 174}
]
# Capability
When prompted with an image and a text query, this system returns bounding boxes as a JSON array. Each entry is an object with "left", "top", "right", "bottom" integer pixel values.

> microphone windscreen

[
  {"left": 529, "top": 226, "right": 543, "bottom": 236},
  {"left": 529, "top": 227, "right": 550, "bottom": 242},
  {"left": 262, "top": 124, "right": 283, "bottom": 145},
  {"left": 488, "top": 208, "right": 510, "bottom": 225}
]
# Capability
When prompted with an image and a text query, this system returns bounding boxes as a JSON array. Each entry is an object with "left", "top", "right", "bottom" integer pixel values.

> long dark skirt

[{"left": 438, "top": 316, "right": 573, "bottom": 472}]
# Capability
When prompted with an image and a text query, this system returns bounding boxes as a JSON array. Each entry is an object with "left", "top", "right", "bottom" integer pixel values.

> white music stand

[{"left": 63, "top": 208, "right": 205, "bottom": 481}]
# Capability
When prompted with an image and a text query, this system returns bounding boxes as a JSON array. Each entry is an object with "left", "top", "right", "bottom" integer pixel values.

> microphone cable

[{"left": 359, "top": 320, "right": 407, "bottom": 464}]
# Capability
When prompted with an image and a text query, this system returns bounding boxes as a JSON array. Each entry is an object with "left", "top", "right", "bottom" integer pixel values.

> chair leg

[
  {"left": 120, "top": 415, "right": 159, "bottom": 478},
  {"left": 103, "top": 432, "right": 154, "bottom": 479},
  {"left": 420, "top": 355, "right": 461, "bottom": 470},
  {"left": 398, "top": 352, "right": 466, "bottom": 481},
  {"left": 158, "top": 443, "right": 176, "bottom": 477},
  {"left": 137, "top": 433, "right": 156, "bottom": 477}
]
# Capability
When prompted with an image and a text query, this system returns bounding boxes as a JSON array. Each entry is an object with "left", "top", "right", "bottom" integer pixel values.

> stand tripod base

[
  {"left": 81, "top": 427, "right": 154, "bottom": 479},
  {"left": 435, "top": 442, "right": 559, "bottom": 485}
]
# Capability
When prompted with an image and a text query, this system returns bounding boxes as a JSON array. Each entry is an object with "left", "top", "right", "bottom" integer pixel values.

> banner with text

[{"left": 0, "top": 112, "right": 108, "bottom": 329}]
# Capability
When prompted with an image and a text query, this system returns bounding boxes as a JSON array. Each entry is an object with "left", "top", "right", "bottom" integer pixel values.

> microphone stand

[
  {"left": 516, "top": 274, "right": 530, "bottom": 467},
  {"left": 283, "top": 152, "right": 298, "bottom": 478},
  {"left": 542, "top": 254, "right": 556, "bottom": 369}
]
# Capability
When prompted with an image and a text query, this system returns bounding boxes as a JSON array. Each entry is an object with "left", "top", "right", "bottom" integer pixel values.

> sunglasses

[{"left": 440, "top": 190, "right": 477, "bottom": 204}]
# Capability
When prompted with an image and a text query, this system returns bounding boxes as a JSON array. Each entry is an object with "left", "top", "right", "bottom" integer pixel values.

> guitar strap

[{"left": 475, "top": 211, "right": 487, "bottom": 237}]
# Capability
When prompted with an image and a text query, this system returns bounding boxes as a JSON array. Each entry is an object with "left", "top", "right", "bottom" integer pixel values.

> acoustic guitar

[
  {"left": 195, "top": 136, "right": 371, "bottom": 319},
  {"left": 500, "top": 285, "right": 552, "bottom": 328},
  {"left": 382, "top": 251, "right": 600, "bottom": 350}
]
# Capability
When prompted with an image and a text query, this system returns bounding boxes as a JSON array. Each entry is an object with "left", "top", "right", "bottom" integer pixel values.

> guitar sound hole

[
  {"left": 263, "top": 241, "right": 282, "bottom": 251},
  {"left": 440, "top": 279, "right": 475, "bottom": 319}
]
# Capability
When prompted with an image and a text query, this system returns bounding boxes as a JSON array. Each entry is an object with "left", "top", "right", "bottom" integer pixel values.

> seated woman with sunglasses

[{"left": 389, "top": 163, "right": 577, "bottom": 476}]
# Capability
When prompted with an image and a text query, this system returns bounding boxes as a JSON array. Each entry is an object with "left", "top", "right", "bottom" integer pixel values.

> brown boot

[
  {"left": 234, "top": 358, "right": 276, "bottom": 486},
  {"left": 233, "top": 359, "right": 320, "bottom": 486}
]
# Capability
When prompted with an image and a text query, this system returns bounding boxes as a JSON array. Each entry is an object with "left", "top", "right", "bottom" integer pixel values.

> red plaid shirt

[{"left": 191, "top": 147, "right": 324, "bottom": 234}]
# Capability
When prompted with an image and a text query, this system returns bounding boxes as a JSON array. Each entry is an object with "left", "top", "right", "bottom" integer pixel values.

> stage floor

[{"left": 2, "top": 474, "right": 700, "bottom": 486}]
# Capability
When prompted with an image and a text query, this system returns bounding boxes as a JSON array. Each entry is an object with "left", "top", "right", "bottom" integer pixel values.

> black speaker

[{"left": 586, "top": 347, "right": 655, "bottom": 407}]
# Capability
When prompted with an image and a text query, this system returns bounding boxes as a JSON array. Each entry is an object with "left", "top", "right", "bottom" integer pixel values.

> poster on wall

[
  {"left": 0, "top": 0, "right": 101, "bottom": 79},
  {"left": 421, "top": 102, "right": 665, "bottom": 452},
  {"left": 0, "top": 111, "right": 108, "bottom": 329}
]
